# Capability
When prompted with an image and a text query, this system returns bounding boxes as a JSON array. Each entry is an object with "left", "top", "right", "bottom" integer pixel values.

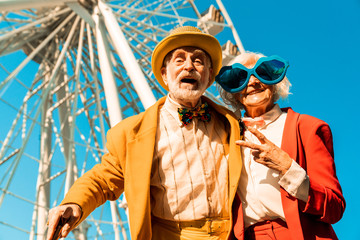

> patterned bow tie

[
  {"left": 178, "top": 102, "right": 211, "bottom": 126},
  {"left": 242, "top": 116, "right": 265, "bottom": 128}
]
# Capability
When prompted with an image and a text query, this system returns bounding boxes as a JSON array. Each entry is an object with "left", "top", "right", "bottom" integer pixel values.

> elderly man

[{"left": 46, "top": 26, "right": 242, "bottom": 240}]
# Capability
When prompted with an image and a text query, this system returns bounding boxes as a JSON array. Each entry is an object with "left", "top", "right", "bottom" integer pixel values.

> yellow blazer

[{"left": 62, "top": 96, "right": 242, "bottom": 239}]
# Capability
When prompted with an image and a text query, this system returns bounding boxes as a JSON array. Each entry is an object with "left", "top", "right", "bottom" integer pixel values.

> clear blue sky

[
  {"left": 219, "top": 0, "right": 359, "bottom": 239},
  {"left": 0, "top": 0, "right": 359, "bottom": 239}
]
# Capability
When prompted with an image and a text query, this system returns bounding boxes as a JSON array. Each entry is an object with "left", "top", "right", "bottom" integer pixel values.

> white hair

[{"left": 218, "top": 52, "right": 292, "bottom": 111}]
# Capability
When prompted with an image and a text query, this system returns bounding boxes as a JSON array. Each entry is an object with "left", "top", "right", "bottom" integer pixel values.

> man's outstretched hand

[{"left": 46, "top": 204, "right": 82, "bottom": 240}]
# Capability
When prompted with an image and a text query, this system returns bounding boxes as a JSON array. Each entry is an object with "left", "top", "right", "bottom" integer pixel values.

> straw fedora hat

[{"left": 151, "top": 26, "right": 222, "bottom": 91}]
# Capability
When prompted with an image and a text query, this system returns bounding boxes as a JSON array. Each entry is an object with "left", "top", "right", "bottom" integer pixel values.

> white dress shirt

[
  {"left": 150, "top": 96, "right": 230, "bottom": 221},
  {"left": 238, "top": 104, "right": 309, "bottom": 228}
]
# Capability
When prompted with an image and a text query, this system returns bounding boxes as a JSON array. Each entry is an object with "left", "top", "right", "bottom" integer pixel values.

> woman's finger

[{"left": 236, "top": 140, "right": 264, "bottom": 150}]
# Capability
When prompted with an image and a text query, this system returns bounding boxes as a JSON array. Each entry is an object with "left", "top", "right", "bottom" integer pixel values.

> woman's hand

[{"left": 236, "top": 126, "right": 292, "bottom": 175}]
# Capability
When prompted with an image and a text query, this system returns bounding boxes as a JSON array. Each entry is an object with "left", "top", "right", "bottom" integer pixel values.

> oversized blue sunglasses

[{"left": 215, "top": 55, "right": 289, "bottom": 93}]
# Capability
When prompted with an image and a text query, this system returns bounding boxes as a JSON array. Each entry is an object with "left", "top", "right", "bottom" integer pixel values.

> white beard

[
  {"left": 166, "top": 70, "right": 209, "bottom": 103},
  {"left": 168, "top": 85, "right": 205, "bottom": 102}
]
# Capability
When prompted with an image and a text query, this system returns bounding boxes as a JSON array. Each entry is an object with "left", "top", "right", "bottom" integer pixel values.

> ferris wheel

[{"left": 0, "top": 0, "right": 244, "bottom": 239}]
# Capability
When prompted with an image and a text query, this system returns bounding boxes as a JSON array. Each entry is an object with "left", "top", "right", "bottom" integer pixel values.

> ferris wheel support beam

[
  {"left": 62, "top": 16, "right": 81, "bottom": 195},
  {"left": 62, "top": 23, "right": 88, "bottom": 240},
  {"left": 0, "top": 0, "right": 75, "bottom": 11},
  {"left": 29, "top": 66, "right": 52, "bottom": 240},
  {"left": 215, "top": 0, "right": 245, "bottom": 53},
  {"left": 93, "top": 7, "right": 123, "bottom": 240},
  {"left": 63, "top": 21, "right": 91, "bottom": 237},
  {"left": 98, "top": 1, "right": 156, "bottom": 110},
  {"left": 93, "top": 6, "right": 123, "bottom": 127},
  {"left": 36, "top": 94, "right": 52, "bottom": 240},
  {"left": 66, "top": 18, "right": 85, "bottom": 185},
  {"left": 86, "top": 23, "right": 106, "bottom": 147},
  {"left": 66, "top": 2, "right": 95, "bottom": 28}
]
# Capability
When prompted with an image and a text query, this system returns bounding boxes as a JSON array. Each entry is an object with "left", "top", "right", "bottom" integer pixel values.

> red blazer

[{"left": 232, "top": 108, "right": 345, "bottom": 240}]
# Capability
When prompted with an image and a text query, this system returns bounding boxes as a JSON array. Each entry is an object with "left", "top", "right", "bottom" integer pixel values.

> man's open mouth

[{"left": 181, "top": 78, "right": 196, "bottom": 84}]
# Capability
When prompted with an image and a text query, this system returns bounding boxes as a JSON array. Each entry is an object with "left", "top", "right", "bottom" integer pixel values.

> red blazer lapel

[{"left": 280, "top": 108, "right": 305, "bottom": 240}]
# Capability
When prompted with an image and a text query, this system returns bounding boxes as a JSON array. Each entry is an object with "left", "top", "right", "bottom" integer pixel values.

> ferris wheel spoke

[
  {"left": 85, "top": 21, "right": 105, "bottom": 127},
  {"left": 0, "top": 12, "right": 76, "bottom": 92},
  {"left": 110, "top": 64, "right": 143, "bottom": 114},
  {"left": 0, "top": 64, "right": 43, "bottom": 98},
  {"left": 109, "top": 4, "right": 200, "bottom": 26},
  {"left": 6, "top": 9, "right": 37, "bottom": 20},
  {"left": 78, "top": 131, "right": 104, "bottom": 172},
  {"left": 0, "top": 90, "right": 44, "bottom": 162},
  {"left": 0, "top": 220, "right": 30, "bottom": 234},
  {"left": 0, "top": 148, "right": 20, "bottom": 166},
  {"left": 110, "top": 201, "right": 121, "bottom": 240},
  {"left": 87, "top": 214, "right": 107, "bottom": 240},
  {"left": 114, "top": 11, "right": 168, "bottom": 35},
  {"left": 0, "top": 0, "right": 73, "bottom": 12},
  {"left": 0, "top": 8, "right": 71, "bottom": 43},
  {"left": 52, "top": 168, "right": 67, "bottom": 207},
  {"left": 121, "top": 27, "right": 153, "bottom": 59},
  {"left": 80, "top": 118, "right": 104, "bottom": 162},
  {"left": 0, "top": 16, "right": 31, "bottom": 29},
  {"left": 0, "top": 103, "right": 25, "bottom": 159}
]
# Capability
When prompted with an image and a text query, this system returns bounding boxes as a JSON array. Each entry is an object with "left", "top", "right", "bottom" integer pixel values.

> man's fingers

[
  {"left": 62, "top": 206, "right": 73, "bottom": 218},
  {"left": 236, "top": 140, "right": 263, "bottom": 150},
  {"left": 60, "top": 205, "right": 82, "bottom": 238},
  {"left": 46, "top": 209, "right": 62, "bottom": 240},
  {"left": 46, "top": 204, "right": 82, "bottom": 240},
  {"left": 60, "top": 223, "right": 71, "bottom": 238},
  {"left": 46, "top": 222, "right": 56, "bottom": 240}
]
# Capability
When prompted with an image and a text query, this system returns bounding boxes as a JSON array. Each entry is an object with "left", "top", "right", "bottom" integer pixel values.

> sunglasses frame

[{"left": 216, "top": 55, "right": 289, "bottom": 93}]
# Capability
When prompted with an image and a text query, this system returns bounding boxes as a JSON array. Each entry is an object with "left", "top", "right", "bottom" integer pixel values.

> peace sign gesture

[{"left": 236, "top": 126, "right": 293, "bottom": 175}]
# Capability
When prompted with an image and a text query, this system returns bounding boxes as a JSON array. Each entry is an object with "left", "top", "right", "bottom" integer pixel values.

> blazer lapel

[
  {"left": 280, "top": 108, "right": 304, "bottom": 240},
  {"left": 125, "top": 97, "right": 165, "bottom": 239}
]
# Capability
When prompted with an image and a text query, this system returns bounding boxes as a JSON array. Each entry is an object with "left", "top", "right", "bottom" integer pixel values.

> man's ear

[{"left": 161, "top": 67, "right": 168, "bottom": 86}]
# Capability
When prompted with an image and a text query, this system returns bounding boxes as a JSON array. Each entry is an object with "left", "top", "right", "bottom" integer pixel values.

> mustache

[{"left": 178, "top": 70, "right": 201, "bottom": 81}]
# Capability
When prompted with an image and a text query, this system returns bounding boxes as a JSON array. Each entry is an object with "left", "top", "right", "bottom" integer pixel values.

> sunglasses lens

[
  {"left": 218, "top": 68, "right": 247, "bottom": 93},
  {"left": 216, "top": 66, "right": 248, "bottom": 92},
  {"left": 227, "top": 68, "right": 248, "bottom": 90},
  {"left": 256, "top": 59, "right": 286, "bottom": 81}
]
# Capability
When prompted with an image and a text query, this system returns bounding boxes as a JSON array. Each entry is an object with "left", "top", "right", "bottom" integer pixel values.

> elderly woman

[{"left": 216, "top": 52, "right": 345, "bottom": 240}]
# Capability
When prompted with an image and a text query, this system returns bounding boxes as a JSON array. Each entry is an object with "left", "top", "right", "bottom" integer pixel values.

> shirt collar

[
  {"left": 164, "top": 94, "right": 203, "bottom": 126},
  {"left": 243, "top": 104, "right": 282, "bottom": 129}
]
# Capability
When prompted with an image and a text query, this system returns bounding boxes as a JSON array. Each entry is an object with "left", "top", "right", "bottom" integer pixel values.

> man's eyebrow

[
  {"left": 192, "top": 49, "right": 206, "bottom": 56},
  {"left": 172, "top": 50, "right": 186, "bottom": 58}
]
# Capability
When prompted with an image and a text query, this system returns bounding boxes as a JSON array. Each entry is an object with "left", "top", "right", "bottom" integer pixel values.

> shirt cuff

[{"left": 278, "top": 160, "right": 309, "bottom": 202}]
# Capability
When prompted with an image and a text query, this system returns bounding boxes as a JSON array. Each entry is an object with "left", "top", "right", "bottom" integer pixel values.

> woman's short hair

[{"left": 218, "top": 52, "right": 292, "bottom": 111}]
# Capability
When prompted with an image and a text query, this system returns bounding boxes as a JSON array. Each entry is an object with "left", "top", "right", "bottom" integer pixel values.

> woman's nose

[{"left": 248, "top": 75, "right": 260, "bottom": 85}]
